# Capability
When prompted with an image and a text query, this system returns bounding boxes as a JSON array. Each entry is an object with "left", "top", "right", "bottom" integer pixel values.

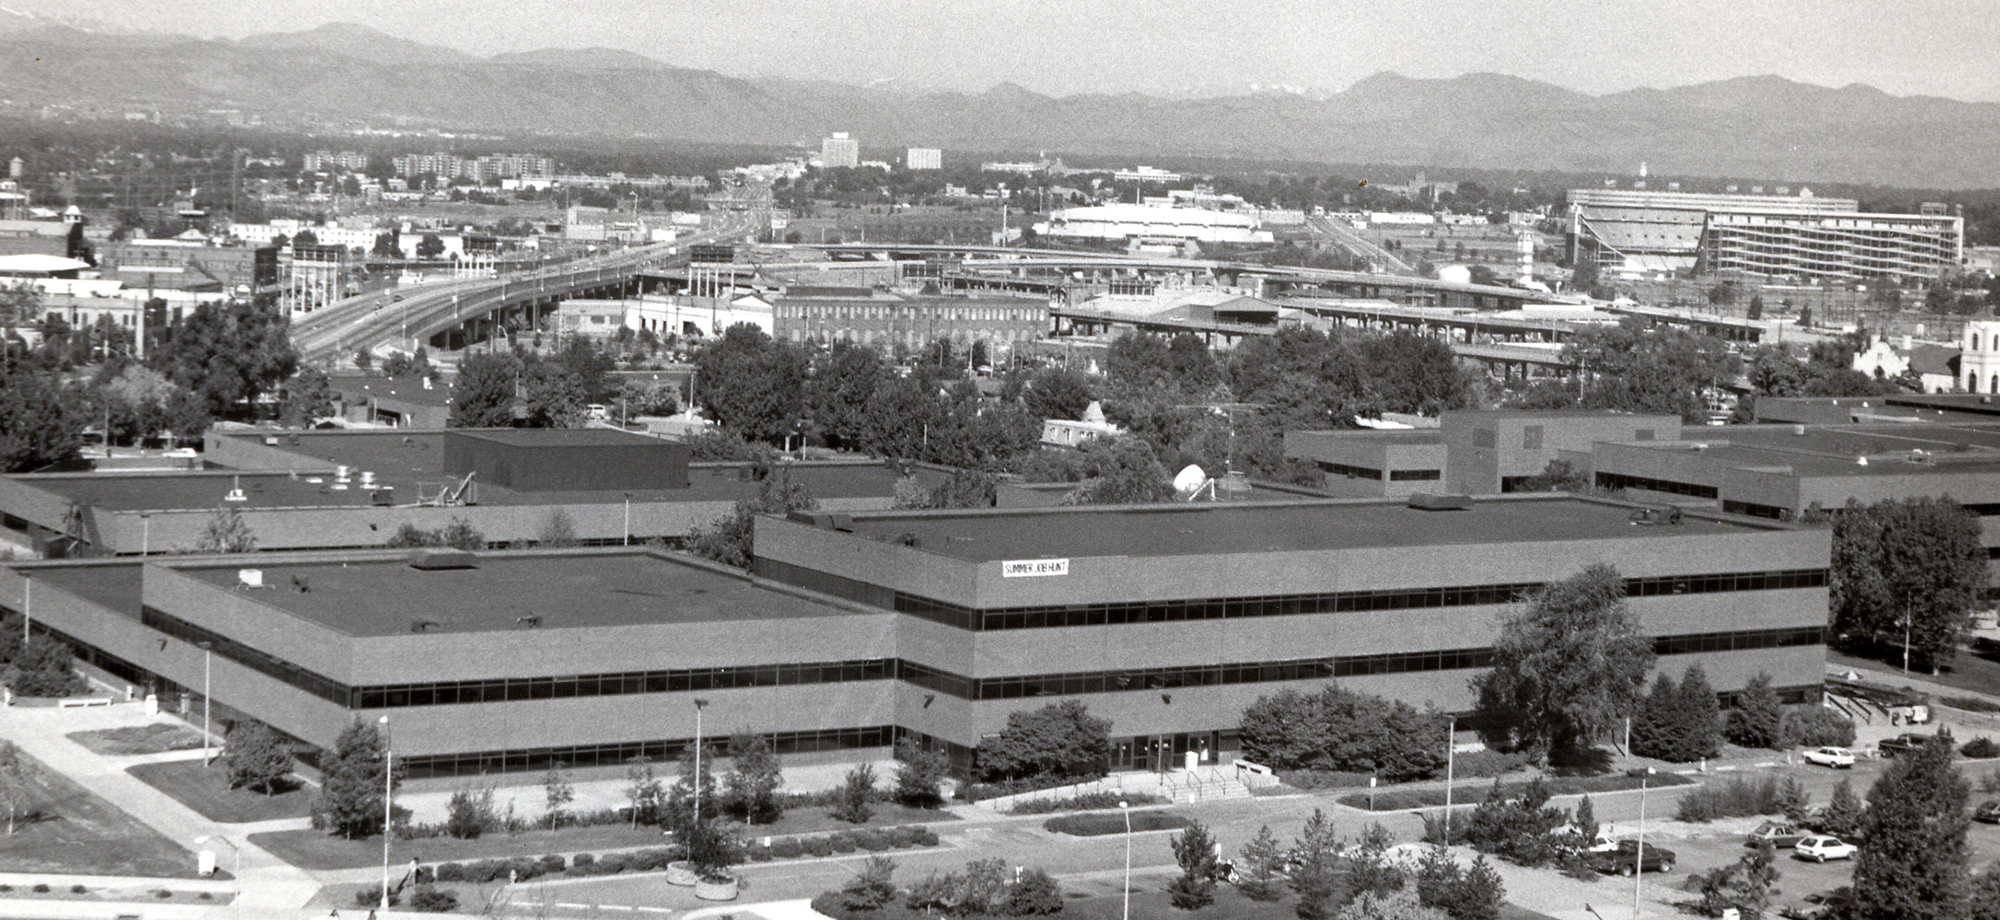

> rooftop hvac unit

[
  {"left": 1406, "top": 493, "right": 1473, "bottom": 511},
  {"left": 236, "top": 568, "right": 264, "bottom": 588},
  {"left": 410, "top": 619, "right": 441, "bottom": 633}
]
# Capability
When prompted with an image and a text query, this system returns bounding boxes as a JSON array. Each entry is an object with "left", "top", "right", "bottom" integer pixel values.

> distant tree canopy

[
  {"left": 1516, "top": 319, "right": 1738, "bottom": 423},
  {"left": 151, "top": 299, "right": 299, "bottom": 418},
  {"left": 449, "top": 342, "right": 615, "bottom": 429},
  {"left": 0, "top": 366, "right": 83, "bottom": 473}
]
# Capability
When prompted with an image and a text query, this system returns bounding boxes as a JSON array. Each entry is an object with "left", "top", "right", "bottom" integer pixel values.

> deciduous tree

[
  {"left": 892, "top": 736, "right": 949, "bottom": 809},
  {"left": 976, "top": 700, "right": 1111, "bottom": 783},
  {"left": 1474, "top": 564, "right": 1654, "bottom": 762},
  {"left": 1828, "top": 497, "right": 1984, "bottom": 673},
  {"left": 195, "top": 505, "right": 257, "bottom": 554},
  {"left": 222, "top": 721, "right": 292, "bottom": 794},
  {"left": 0, "top": 368, "right": 82, "bottom": 472},
  {"left": 723, "top": 731, "right": 783, "bottom": 824}
]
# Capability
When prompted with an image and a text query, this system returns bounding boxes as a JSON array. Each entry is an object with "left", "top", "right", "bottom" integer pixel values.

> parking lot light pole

[
  {"left": 197, "top": 642, "right": 212, "bottom": 765},
  {"left": 380, "top": 715, "right": 392, "bottom": 912},
  {"left": 1119, "top": 801, "right": 1132, "bottom": 920}
]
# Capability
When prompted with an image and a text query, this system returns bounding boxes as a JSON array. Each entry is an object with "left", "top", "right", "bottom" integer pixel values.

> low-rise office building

[
  {"left": 3, "top": 493, "right": 1828, "bottom": 779},
  {"left": 0, "top": 428, "right": 945, "bottom": 558}
]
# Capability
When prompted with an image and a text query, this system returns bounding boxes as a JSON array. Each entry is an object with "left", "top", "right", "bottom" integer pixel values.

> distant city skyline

[{"left": 19, "top": 0, "right": 2000, "bottom": 103}]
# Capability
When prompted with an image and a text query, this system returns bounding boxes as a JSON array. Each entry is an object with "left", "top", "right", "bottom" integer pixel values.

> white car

[
  {"left": 1794, "top": 836, "right": 1857, "bottom": 862},
  {"left": 1802, "top": 746, "right": 1855, "bottom": 768}
]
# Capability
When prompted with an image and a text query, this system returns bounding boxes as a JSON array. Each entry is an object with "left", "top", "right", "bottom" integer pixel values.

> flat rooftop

[
  {"left": 838, "top": 496, "right": 1773, "bottom": 562},
  {"left": 24, "top": 561, "right": 142, "bottom": 615},
  {"left": 179, "top": 551, "right": 853, "bottom": 636},
  {"left": 26, "top": 442, "right": 937, "bottom": 512},
  {"left": 1609, "top": 440, "right": 2000, "bottom": 480},
  {"left": 1715, "top": 423, "right": 2000, "bottom": 455}
]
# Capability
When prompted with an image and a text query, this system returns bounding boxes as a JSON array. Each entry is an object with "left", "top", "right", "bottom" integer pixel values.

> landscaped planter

[
  {"left": 694, "top": 875, "right": 739, "bottom": 901},
  {"left": 665, "top": 861, "right": 698, "bottom": 886}
]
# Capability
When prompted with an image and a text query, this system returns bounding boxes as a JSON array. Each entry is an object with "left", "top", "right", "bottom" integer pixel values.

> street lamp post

[
  {"left": 691, "top": 699, "right": 709, "bottom": 828},
  {"left": 379, "top": 715, "right": 392, "bottom": 913},
  {"left": 140, "top": 512, "right": 151, "bottom": 557},
  {"left": 1442, "top": 715, "right": 1456, "bottom": 843},
  {"left": 197, "top": 641, "right": 212, "bottom": 765},
  {"left": 1118, "top": 801, "right": 1132, "bottom": 920},
  {"left": 1632, "top": 772, "right": 1647, "bottom": 920},
  {"left": 623, "top": 493, "right": 632, "bottom": 547}
]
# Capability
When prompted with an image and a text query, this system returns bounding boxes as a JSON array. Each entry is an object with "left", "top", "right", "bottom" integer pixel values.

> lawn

[
  {"left": 0, "top": 749, "right": 202, "bottom": 877},
  {"left": 65, "top": 723, "right": 206, "bottom": 757},
  {"left": 127, "top": 758, "right": 311, "bottom": 824},
  {"left": 253, "top": 802, "right": 956, "bottom": 871},
  {"left": 1832, "top": 643, "right": 2000, "bottom": 698}
]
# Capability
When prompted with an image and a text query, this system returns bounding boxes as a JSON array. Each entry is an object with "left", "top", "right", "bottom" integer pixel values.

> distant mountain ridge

[{"left": 3, "top": 18, "right": 1998, "bottom": 189}]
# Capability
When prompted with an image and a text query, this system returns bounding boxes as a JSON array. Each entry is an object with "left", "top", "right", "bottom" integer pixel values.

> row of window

[
  {"left": 1596, "top": 472, "right": 1720, "bottom": 500},
  {"left": 890, "top": 568, "right": 1829, "bottom": 631},
  {"left": 144, "top": 592, "right": 1825, "bottom": 710},
  {"left": 397, "top": 725, "right": 901, "bottom": 780}
]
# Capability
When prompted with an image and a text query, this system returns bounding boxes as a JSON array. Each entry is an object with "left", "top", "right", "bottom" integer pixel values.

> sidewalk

[{"left": 0, "top": 702, "right": 323, "bottom": 910}]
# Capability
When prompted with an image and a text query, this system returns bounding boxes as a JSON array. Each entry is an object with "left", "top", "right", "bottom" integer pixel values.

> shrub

[
  {"left": 31, "top": 884, "right": 48, "bottom": 893},
  {"left": 536, "top": 854, "right": 566, "bottom": 877},
  {"left": 1778, "top": 707, "right": 1855, "bottom": 748},
  {"left": 772, "top": 838, "right": 805, "bottom": 859},
  {"left": 634, "top": 848, "right": 676, "bottom": 871},
  {"left": 805, "top": 837, "right": 835, "bottom": 858},
  {"left": 445, "top": 785, "right": 503, "bottom": 839},
  {"left": 1944, "top": 695, "right": 2000, "bottom": 714},
  {"left": 747, "top": 844, "right": 774, "bottom": 862},
  {"left": 70, "top": 884, "right": 85, "bottom": 894},
  {"left": 913, "top": 826, "right": 940, "bottom": 846},
  {"left": 855, "top": 828, "right": 891, "bottom": 851},
  {"left": 0, "top": 884, "right": 12, "bottom": 892},
  {"left": 353, "top": 887, "right": 399, "bottom": 908},
  {"left": 829, "top": 831, "right": 859, "bottom": 853},
  {"left": 1962, "top": 736, "right": 2000, "bottom": 759},
  {"left": 154, "top": 889, "right": 172, "bottom": 899},
  {"left": 433, "top": 862, "right": 465, "bottom": 882},
  {"left": 1274, "top": 770, "right": 1374, "bottom": 791},
  {"left": 199, "top": 892, "right": 213, "bottom": 900},
  {"left": 600, "top": 853, "right": 634, "bottom": 874},
  {"left": 409, "top": 886, "right": 459, "bottom": 913},
  {"left": 1043, "top": 811, "right": 1193, "bottom": 836},
  {"left": 1675, "top": 775, "right": 1787, "bottom": 823},
  {"left": 1004, "top": 867, "right": 1065, "bottom": 916},
  {"left": 1006, "top": 790, "right": 1165, "bottom": 814},
  {"left": 1448, "top": 749, "right": 1533, "bottom": 779}
]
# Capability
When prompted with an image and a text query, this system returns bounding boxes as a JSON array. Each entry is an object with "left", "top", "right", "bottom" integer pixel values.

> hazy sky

[{"left": 22, "top": 0, "right": 2000, "bottom": 101}]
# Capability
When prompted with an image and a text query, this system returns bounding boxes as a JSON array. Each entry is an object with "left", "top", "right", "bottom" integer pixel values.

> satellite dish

[{"left": 1173, "top": 464, "right": 1207, "bottom": 497}]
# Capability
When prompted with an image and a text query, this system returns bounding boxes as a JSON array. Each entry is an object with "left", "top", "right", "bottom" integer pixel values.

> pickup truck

[
  {"left": 1877, "top": 733, "right": 1938, "bottom": 758},
  {"left": 1588, "top": 840, "right": 1675, "bottom": 876}
]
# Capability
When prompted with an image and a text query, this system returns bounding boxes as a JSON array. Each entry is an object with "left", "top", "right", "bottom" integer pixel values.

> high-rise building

[
  {"left": 905, "top": 148, "right": 942, "bottom": 170},
  {"left": 821, "top": 132, "right": 860, "bottom": 169}
]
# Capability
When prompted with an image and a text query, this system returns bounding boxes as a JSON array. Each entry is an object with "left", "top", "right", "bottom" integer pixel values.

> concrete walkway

[{"left": 0, "top": 701, "right": 324, "bottom": 911}]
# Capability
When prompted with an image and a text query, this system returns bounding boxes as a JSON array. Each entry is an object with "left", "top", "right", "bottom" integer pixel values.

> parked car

[
  {"left": 1780, "top": 888, "right": 1852, "bottom": 920},
  {"left": 1588, "top": 840, "right": 1675, "bottom": 876},
  {"left": 1801, "top": 746, "right": 1855, "bottom": 768},
  {"left": 1877, "top": 733, "right": 1937, "bottom": 758},
  {"left": 1794, "top": 836, "right": 1858, "bottom": 862},
  {"left": 1746, "top": 822, "right": 1807, "bottom": 849},
  {"left": 1974, "top": 800, "right": 2000, "bottom": 823}
]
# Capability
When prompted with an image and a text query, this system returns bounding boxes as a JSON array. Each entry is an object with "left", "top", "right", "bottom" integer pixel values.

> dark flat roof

[
  {"left": 838, "top": 496, "right": 1772, "bottom": 562},
  {"left": 178, "top": 551, "right": 851, "bottom": 636},
  {"left": 1716, "top": 423, "right": 2000, "bottom": 455},
  {"left": 18, "top": 461, "right": 933, "bottom": 513},
  {"left": 23, "top": 561, "right": 142, "bottom": 614},
  {"left": 329, "top": 375, "right": 455, "bottom": 407},
  {"left": 448, "top": 428, "right": 664, "bottom": 448}
]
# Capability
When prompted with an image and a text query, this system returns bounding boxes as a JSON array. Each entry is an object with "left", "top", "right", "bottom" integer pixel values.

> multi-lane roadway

[{"left": 290, "top": 212, "right": 762, "bottom": 365}]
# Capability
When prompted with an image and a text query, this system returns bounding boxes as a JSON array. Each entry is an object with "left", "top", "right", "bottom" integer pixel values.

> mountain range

[{"left": 3, "top": 17, "right": 1997, "bottom": 189}]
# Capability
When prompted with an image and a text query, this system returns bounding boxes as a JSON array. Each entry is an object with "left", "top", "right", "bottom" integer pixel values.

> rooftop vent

[
  {"left": 516, "top": 615, "right": 542, "bottom": 629},
  {"left": 1793, "top": 425, "right": 1807, "bottom": 435},
  {"left": 408, "top": 549, "right": 479, "bottom": 570},
  {"left": 236, "top": 568, "right": 265, "bottom": 588},
  {"left": 894, "top": 532, "right": 921, "bottom": 547},
  {"left": 410, "top": 619, "right": 441, "bottom": 633},
  {"left": 1407, "top": 493, "right": 1473, "bottom": 511},
  {"left": 264, "top": 436, "right": 279, "bottom": 446}
]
